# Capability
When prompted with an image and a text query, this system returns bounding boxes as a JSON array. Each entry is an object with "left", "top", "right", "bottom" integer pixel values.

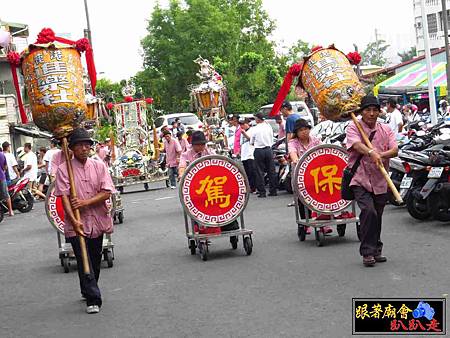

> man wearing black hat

[
  {"left": 178, "top": 130, "right": 215, "bottom": 178},
  {"left": 54, "top": 128, "right": 115, "bottom": 313},
  {"left": 346, "top": 95, "right": 398, "bottom": 267},
  {"left": 248, "top": 113, "right": 277, "bottom": 197}
]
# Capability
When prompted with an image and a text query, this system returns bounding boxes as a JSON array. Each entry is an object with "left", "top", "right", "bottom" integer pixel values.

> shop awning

[
  {"left": 13, "top": 126, "right": 52, "bottom": 138},
  {"left": 374, "top": 62, "right": 448, "bottom": 97}
]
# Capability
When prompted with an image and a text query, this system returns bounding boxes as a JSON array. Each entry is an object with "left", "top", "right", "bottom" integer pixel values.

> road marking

[{"left": 155, "top": 196, "right": 175, "bottom": 201}]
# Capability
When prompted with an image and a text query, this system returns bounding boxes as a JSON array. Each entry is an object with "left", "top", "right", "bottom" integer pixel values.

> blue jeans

[{"left": 169, "top": 167, "right": 178, "bottom": 187}]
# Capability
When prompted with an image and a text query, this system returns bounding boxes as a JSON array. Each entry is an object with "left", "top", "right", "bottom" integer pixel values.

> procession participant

[
  {"left": 177, "top": 131, "right": 190, "bottom": 153},
  {"left": 36, "top": 147, "right": 48, "bottom": 199},
  {"left": 281, "top": 101, "right": 301, "bottom": 141},
  {"left": 275, "top": 115, "right": 286, "bottom": 140},
  {"left": 2, "top": 142, "right": 20, "bottom": 186},
  {"left": 346, "top": 95, "right": 398, "bottom": 267},
  {"left": 21, "top": 143, "right": 46, "bottom": 200},
  {"left": 230, "top": 115, "right": 241, "bottom": 157},
  {"left": 54, "top": 128, "right": 115, "bottom": 314},
  {"left": 0, "top": 147, "right": 13, "bottom": 216},
  {"left": 288, "top": 119, "right": 332, "bottom": 234},
  {"left": 43, "top": 139, "right": 60, "bottom": 183},
  {"left": 239, "top": 118, "right": 256, "bottom": 193},
  {"left": 386, "top": 98, "right": 403, "bottom": 136},
  {"left": 163, "top": 130, "right": 182, "bottom": 189},
  {"left": 175, "top": 117, "right": 186, "bottom": 134}
]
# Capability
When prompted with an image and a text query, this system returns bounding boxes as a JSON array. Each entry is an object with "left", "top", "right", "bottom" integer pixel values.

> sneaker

[
  {"left": 363, "top": 256, "right": 376, "bottom": 267},
  {"left": 374, "top": 255, "right": 387, "bottom": 263},
  {"left": 257, "top": 193, "right": 266, "bottom": 198},
  {"left": 287, "top": 201, "right": 296, "bottom": 207},
  {"left": 86, "top": 305, "right": 100, "bottom": 314},
  {"left": 170, "top": 186, "right": 176, "bottom": 189}
]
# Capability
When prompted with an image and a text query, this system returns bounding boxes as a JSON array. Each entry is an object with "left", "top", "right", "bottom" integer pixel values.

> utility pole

[
  {"left": 83, "top": 0, "right": 92, "bottom": 46},
  {"left": 442, "top": 0, "right": 450, "bottom": 102},
  {"left": 353, "top": 43, "right": 361, "bottom": 76},
  {"left": 375, "top": 28, "right": 379, "bottom": 64},
  {"left": 421, "top": 0, "right": 438, "bottom": 124}
]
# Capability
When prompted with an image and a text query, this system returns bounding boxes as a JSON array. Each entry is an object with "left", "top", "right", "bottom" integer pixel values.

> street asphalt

[{"left": 1, "top": 183, "right": 449, "bottom": 338}]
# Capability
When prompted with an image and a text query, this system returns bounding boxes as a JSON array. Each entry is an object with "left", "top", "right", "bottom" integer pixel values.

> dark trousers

[
  {"left": 67, "top": 235, "right": 104, "bottom": 307},
  {"left": 242, "top": 159, "right": 256, "bottom": 191},
  {"left": 254, "top": 147, "right": 277, "bottom": 195},
  {"left": 353, "top": 186, "right": 388, "bottom": 257}
]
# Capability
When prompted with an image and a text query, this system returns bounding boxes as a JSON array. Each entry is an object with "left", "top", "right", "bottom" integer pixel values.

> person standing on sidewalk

[
  {"left": 2, "top": 142, "right": 20, "bottom": 186},
  {"left": 54, "top": 128, "right": 115, "bottom": 314},
  {"left": 230, "top": 115, "right": 241, "bottom": 158},
  {"left": 44, "top": 139, "right": 60, "bottom": 183},
  {"left": 346, "top": 95, "right": 398, "bottom": 267},
  {"left": 0, "top": 147, "right": 14, "bottom": 216},
  {"left": 250, "top": 113, "right": 277, "bottom": 198},
  {"left": 163, "top": 130, "right": 182, "bottom": 189},
  {"left": 239, "top": 118, "right": 256, "bottom": 193}
]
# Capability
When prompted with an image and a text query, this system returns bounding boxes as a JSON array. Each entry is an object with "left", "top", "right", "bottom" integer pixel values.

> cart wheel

[
  {"left": 230, "top": 236, "right": 238, "bottom": 250},
  {"left": 337, "top": 224, "right": 346, "bottom": 237},
  {"left": 315, "top": 229, "right": 324, "bottom": 247},
  {"left": 243, "top": 236, "right": 253, "bottom": 255},
  {"left": 198, "top": 242, "right": 208, "bottom": 261},
  {"left": 118, "top": 212, "right": 124, "bottom": 224},
  {"left": 113, "top": 214, "right": 117, "bottom": 223},
  {"left": 297, "top": 226, "right": 306, "bottom": 241},
  {"left": 189, "top": 240, "right": 196, "bottom": 255},
  {"left": 144, "top": 183, "right": 149, "bottom": 191},
  {"left": 106, "top": 250, "right": 114, "bottom": 268},
  {"left": 118, "top": 186, "right": 124, "bottom": 194},
  {"left": 62, "top": 256, "right": 70, "bottom": 273}
]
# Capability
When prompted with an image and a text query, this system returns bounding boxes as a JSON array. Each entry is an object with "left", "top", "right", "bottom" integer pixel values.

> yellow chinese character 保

[
  {"left": 195, "top": 175, "right": 231, "bottom": 208},
  {"left": 383, "top": 304, "right": 397, "bottom": 319},
  {"left": 397, "top": 304, "right": 412, "bottom": 320},
  {"left": 370, "top": 303, "right": 383, "bottom": 319},
  {"left": 310, "top": 165, "right": 342, "bottom": 195},
  {"left": 355, "top": 304, "right": 370, "bottom": 320}
]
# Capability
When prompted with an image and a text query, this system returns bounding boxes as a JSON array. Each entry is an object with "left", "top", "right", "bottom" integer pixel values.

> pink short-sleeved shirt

[
  {"left": 179, "top": 138, "right": 190, "bottom": 153},
  {"left": 278, "top": 121, "right": 286, "bottom": 140},
  {"left": 54, "top": 157, "right": 115, "bottom": 239},
  {"left": 288, "top": 136, "right": 321, "bottom": 160},
  {"left": 233, "top": 126, "right": 241, "bottom": 155},
  {"left": 346, "top": 120, "right": 397, "bottom": 195},
  {"left": 163, "top": 137, "right": 182, "bottom": 168},
  {"left": 179, "top": 147, "right": 215, "bottom": 168},
  {"left": 50, "top": 150, "right": 64, "bottom": 176}
]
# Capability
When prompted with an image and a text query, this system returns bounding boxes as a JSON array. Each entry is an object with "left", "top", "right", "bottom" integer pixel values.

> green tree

[
  {"left": 286, "top": 39, "right": 311, "bottom": 64},
  {"left": 136, "top": 0, "right": 280, "bottom": 114},
  {"left": 96, "top": 78, "right": 123, "bottom": 102},
  {"left": 398, "top": 46, "right": 417, "bottom": 63},
  {"left": 361, "top": 39, "right": 390, "bottom": 66}
]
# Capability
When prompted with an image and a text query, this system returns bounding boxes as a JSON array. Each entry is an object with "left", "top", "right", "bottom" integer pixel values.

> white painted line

[{"left": 155, "top": 196, "right": 175, "bottom": 201}]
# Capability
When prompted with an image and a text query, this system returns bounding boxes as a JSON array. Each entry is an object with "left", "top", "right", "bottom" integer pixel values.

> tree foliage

[
  {"left": 136, "top": 0, "right": 284, "bottom": 113},
  {"left": 361, "top": 39, "right": 390, "bottom": 67},
  {"left": 398, "top": 46, "right": 417, "bottom": 63},
  {"left": 96, "top": 78, "right": 123, "bottom": 102}
]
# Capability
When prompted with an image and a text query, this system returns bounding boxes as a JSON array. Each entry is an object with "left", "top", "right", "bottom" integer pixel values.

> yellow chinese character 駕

[
  {"left": 355, "top": 304, "right": 370, "bottom": 320},
  {"left": 383, "top": 304, "right": 397, "bottom": 319},
  {"left": 397, "top": 304, "right": 412, "bottom": 320},
  {"left": 195, "top": 175, "right": 231, "bottom": 208},
  {"left": 370, "top": 303, "right": 383, "bottom": 319},
  {"left": 310, "top": 165, "right": 342, "bottom": 195}
]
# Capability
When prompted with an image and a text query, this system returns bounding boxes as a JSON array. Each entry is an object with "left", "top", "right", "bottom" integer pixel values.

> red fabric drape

[
  {"left": 269, "top": 63, "right": 303, "bottom": 117},
  {"left": 9, "top": 64, "right": 28, "bottom": 124}
]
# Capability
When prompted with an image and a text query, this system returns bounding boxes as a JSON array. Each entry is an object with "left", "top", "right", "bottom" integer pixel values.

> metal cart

[
  {"left": 184, "top": 212, "right": 253, "bottom": 261},
  {"left": 294, "top": 200, "right": 359, "bottom": 247}
]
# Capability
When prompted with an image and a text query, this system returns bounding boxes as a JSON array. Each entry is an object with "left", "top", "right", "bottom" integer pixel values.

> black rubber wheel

[
  {"left": 428, "top": 193, "right": 450, "bottom": 221},
  {"left": 315, "top": 229, "right": 324, "bottom": 247},
  {"left": 62, "top": 256, "right": 70, "bottom": 273},
  {"left": 198, "top": 242, "right": 208, "bottom": 261},
  {"left": 243, "top": 236, "right": 253, "bottom": 255},
  {"left": 18, "top": 191, "right": 34, "bottom": 213},
  {"left": 230, "top": 236, "right": 238, "bottom": 249},
  {"left": 144, "top": 183, "right": 149, "bottom": 191},
  {"left": 189, "top": 240, "right": 196, "bottom": 255},
  {"left": 406, "top": 190, "right": 430, "bottom": 220},
  {"left": 113, "top": 214, "right": 117, "bottom": 223},
  {"left": 118, "top": 186, "right": 124, "bottom": 194},
  {"left": 297, "top": 226, "right": 306, "bottom": 241},
  {"left": 337, "top": 224, "right": 346, "bottom": 237},
  {"left": 106, "top": 250, "right": 113, "bottom": 268},
  {"left": 118, "top": 212, "right": 124, "bottom": 224}
]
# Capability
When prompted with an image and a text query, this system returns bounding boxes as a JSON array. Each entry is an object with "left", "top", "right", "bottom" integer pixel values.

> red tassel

[
  {"left": 9, "top": 64, "right": 28, "bottom": 124},
  {"left": 269, "top": 63, "right": 303, "bottom": 117},
  {"left": 84, "top": 46, "right": 97, "bottom": 96}
]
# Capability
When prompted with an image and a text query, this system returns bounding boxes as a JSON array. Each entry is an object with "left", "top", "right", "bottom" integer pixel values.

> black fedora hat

[
  {"left": 68, "top": 128, "right": 94, "bottom": 148},
  {"left": 293, "top": 118, "right": 311, "bottom": 134},
  {"left": 191, "top": 131, "right": 207, "bottom": 145},
  {"left": 359, "top": 95, "right": 381, "bottom": 112}
]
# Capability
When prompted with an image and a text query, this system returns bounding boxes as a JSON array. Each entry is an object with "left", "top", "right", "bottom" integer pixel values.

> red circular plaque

[
  {"left": 180, "top": 155, "right": 249, "bottom": 226},
  {"left": 294, "top": 144, "right": 351, "bottom": 214}
]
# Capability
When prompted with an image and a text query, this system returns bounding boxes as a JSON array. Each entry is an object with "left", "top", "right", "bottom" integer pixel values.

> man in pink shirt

[
  {"left": 178, "top": 131, "right": 215, "bottom": 178},
  {"left": 346, "top": 95, "right": 398, "bottom": 267},
  {"left": 54, "top": 128, "right": 115, "bottom": 314},
  {"left": 230, "top": 115, "right": 241, "bottom": 157},
  {"left": 163, "top": 130, "right": 182, "bottom": 189},
  {"left": 275, "top": 115, "right": 286, "bottom": 140}
]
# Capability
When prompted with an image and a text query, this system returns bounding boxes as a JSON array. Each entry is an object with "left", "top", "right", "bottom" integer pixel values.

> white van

[{"left": 259, "top": 101, "right": 315, "bottom": 127}]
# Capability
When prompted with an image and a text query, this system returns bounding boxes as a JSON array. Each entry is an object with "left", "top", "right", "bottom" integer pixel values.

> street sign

[
  {"left": 294, "top": 144, "right": 351, "bottom": 214},
  {"left": 179, "top": 155, "right": 249, "bottom": 226}
]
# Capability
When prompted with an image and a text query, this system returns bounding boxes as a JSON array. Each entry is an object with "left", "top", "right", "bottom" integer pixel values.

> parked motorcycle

[
  {"left": 271, "top": 138, "right": 292, "bottom": 193},
  {"left": 0, "top": 177, "right": 34, "bottom": 221}
]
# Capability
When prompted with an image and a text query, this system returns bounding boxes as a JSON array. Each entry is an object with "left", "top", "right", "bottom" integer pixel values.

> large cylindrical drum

[
  {"left": 22, "top": 45, "right": 87, "bottom": 137},
  {"left": 300, "top": 47, "right": 365, "bottom": 121}
]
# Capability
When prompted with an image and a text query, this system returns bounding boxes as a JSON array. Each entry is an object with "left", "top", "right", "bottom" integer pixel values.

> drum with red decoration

[
  {"left": 293, "top": 144, "right": 351, "bottom": 214},
  {"left": 45, "top": 182, "right": 113, "bottom": 234},
  {"left": 179, "top": 155, "right": 249, "bottom": 226}
]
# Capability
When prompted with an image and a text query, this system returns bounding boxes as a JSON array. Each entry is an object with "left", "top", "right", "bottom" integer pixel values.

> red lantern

[
  {"left": 106, "top": 102, "right": 114, "bottom": 110},
  {"left": 124, "top": 96, "right": 133, "bottom": 103},
  {"left": 145, "top": 97, "right": 154, "bottom": 105}
]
